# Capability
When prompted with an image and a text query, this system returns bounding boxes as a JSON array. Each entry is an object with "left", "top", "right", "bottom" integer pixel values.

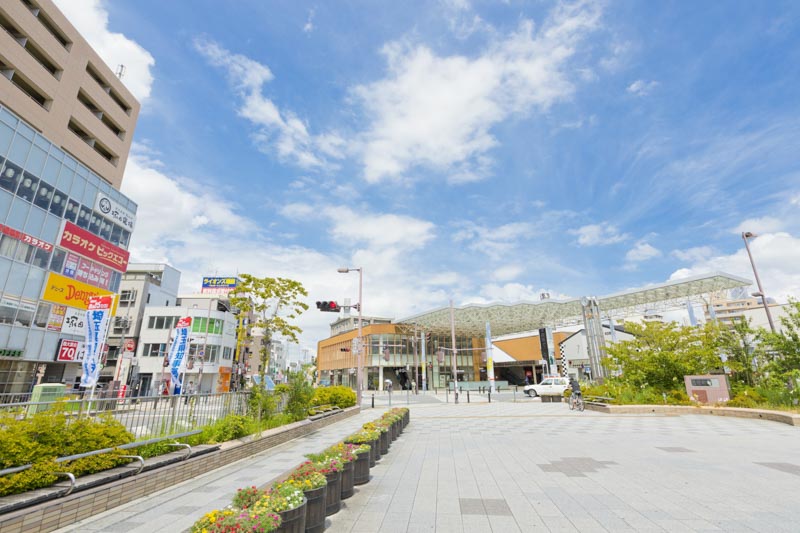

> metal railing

[{"left": 0, "top": 390, "right": 272, "bottom": 439}]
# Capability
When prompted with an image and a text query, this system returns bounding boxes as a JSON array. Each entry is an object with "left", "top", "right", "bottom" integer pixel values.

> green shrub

[
  {"left": 0, "top": 408, "right": 134, "bottom": 496},
  {"left": 311, "top": 386, "right": 355, "bottom": 409},
  {"left": 248, "top": 385, "right": 279, "bottom": 420},
  {"left": 285, "top": 373, "right": 314, "bottom": 421},
  {"left": 274, "top": 384, "right": 291, "bottom": 395}
]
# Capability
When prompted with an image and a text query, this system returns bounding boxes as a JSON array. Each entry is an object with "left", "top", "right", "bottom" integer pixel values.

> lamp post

[
  {"left": 338, "top": 267, "right": 363, "bottom": 406},
  {"left": 741, "top": 232, "right": 777, "bottom": 334}
]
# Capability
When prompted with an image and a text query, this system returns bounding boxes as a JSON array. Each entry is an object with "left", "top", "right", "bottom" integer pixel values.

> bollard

[
  {"left": 407, "top": 389, "right": 410, "bottom": 405},
  {"left": 513, "top": 389, "right": 516, "bottom": 402},
  {"left": 467, "top": 390, "right": 470, "bottom": 403},
  {"left": 488, "top": 390, "right": 491, "bottom": 403},
  {"left": 372, "top": 394, "right": 375, "bottom": 408},
  {"left": 446, "top": 388, "right": 449, "bottom": 403}
]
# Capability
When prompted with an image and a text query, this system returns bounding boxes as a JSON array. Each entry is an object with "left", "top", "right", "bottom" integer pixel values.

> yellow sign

[{"left": 42, "top": 273, "right": 118, "bottom": 313}]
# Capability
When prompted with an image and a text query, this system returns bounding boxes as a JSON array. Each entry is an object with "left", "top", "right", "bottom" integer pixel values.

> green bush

[
  {"left": 311, "top": 386, "right": 355, "bottom": 409},
  {"left": 0, "top": 408, "right": 134, "bottom": 496},
  {"left": 285, "top": 373, "right": 314, "bottom": 421},
  {"left": 248, "top": 385, "right": 279, "bottom": 420}
]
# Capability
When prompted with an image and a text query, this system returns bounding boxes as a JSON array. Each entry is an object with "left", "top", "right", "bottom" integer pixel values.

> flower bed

[{"left": 192, "top": 408, "right": 410, "bottom": 531}]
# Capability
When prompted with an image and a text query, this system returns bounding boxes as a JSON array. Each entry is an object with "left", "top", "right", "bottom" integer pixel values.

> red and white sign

[
  {"left": 88, "top": 295, "right": 114, "bottom": 310},
  {"left": 124, "top": 339, "right": 136, "bottom": 353},
  {"left": 58, "top": 221, "right": 129, "bottom": 272},
  {"left": 0, "top": 223, "right": 53, "bottom": 252},
  {"left": 75, "top": 257, "right": 112, "bottom": 290},
  {"left": 116, "top": 385, "right": 127, "bottom": 399},
  {"left": 176, "top": 316, "right": 192, "bottom": 329},
  {"left": 56, "top": 339, "right": 85, "bottom": 362}
]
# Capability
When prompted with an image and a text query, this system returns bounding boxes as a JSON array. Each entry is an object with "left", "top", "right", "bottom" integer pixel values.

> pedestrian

[
  {"left": 411, "top": 379, "right": 417, "bottom": 394},
  {"left": 185, "top": 381, "right": 196, "bottom": 404}
]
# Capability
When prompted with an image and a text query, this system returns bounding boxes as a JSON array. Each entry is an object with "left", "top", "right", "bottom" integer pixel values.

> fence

[{"left": 0, "top": 390, "right": 282, "bottom": 439}]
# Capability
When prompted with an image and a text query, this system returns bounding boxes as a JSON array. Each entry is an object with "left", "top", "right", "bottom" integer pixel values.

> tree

[
  {"left": 228, "top": 275, "right": 308, "bottom": 385},
  {"left": 761, "top": 299, "right": 800, "bottom": 387},
  {"left": 603, "top": 321, "right": 724, "bottom": 392},
  {"left": 714, "top": 318, "right": 767, "bottom": 387}
]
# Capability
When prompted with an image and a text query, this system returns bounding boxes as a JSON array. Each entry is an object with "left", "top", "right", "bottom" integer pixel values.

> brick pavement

[{"left": 57, "top": 398, "right": 800, "bottom": 532}]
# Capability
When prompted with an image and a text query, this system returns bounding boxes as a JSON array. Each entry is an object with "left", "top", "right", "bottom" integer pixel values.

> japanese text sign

[{"left": 58, "top": 221, "right": 129, "bottom": 272}]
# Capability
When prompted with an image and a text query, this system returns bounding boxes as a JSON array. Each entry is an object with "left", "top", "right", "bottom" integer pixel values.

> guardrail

[{"left": 0, "top": 391, "right": 261, "bottom": 437}]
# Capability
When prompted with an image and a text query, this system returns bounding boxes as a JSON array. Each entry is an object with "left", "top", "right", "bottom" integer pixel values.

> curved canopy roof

[{"left": 396, "top": 272, "right": 750, "bottom": 337}]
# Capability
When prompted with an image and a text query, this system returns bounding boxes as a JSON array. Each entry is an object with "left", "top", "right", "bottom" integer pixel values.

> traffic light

[
  {"left": 340, "top": 347, "right": 351, "bottom": 352},
  {"left": 316, "top": 301, "right": 340, "bottom": 312}
]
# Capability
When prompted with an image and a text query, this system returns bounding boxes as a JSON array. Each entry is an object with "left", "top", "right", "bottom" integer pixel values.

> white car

[{"left": 524, "top": 377, "right": 569, "bottom": 397}]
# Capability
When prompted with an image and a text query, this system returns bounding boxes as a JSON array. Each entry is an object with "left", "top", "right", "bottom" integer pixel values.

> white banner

[
  {"left": 168, "top": 317, "right": 192, "bottom": 392},
  {"left": 61, "top": 307, "right": 86, "bottom": 336},
  {"left": 95, "top": 192, "right": 136, "bottom": 231},
  {"left": 82, "top": 296, "right": 113, "bottom": 388}
]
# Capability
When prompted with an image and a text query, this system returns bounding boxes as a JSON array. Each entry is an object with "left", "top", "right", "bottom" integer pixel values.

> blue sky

[{"left": 54, "top": 0, "right": 800, "bottom": 348}]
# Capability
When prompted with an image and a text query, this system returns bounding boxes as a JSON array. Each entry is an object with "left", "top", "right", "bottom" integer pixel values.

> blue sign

[{"left": 202, "top": 277, "right": 238, "bottom": 288}]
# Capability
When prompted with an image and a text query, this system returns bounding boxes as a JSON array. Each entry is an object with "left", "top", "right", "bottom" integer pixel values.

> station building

[
  {"left": 0, "top": 0, "right": 139, "bottom": 394},
  {"left": 316, "top": 273, "right": 754, "bottom": 391}
]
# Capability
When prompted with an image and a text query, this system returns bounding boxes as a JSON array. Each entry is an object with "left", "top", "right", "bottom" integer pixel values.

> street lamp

[
  {"left": 338, "top": 267, "right": 363, "bottom": 406},
  {"left": 741, "top": 232, "right": 777, "bottom": 334}
]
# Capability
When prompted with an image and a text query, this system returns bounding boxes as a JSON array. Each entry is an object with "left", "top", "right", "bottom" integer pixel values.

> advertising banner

[
  {"left": 61, "top": 307, "right": 86, "bottom": 336},
  {"left": 94, "top": 192, "right": 136, "bottom": 231},
  {"left": 58, "top": 221, "right": 129, "bottom": 272},
  {"left": 42, "top": 272, "right": 117, "bottom": 312},
  {"left": 75, "top": 257, "right": 112, "bottom": 290},
  {"left": 201, "top": 276, "right": 238, "bottom": 295},
  {"left": 81, "top": 295, "right": 113, "bottom": 388},
  {"left": 46, "top": 304, "right": 66, "bottom": 331},
  {"left": 56, "top": 339, "right": 85, "bottom": 362},
  {"left": 0, "top": 223, "right": 53, "bottom": 252},
  {"left": 168, "top": 316, "right": 192, "bottom": 392},
  {"left": 63, "top": 252, "right": 79, "bottom": 278}
]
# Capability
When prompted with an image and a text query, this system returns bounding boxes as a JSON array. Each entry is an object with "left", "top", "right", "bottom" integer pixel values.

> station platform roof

[{"left": 395, "top": 271, "right": 750, "bottom": 337}]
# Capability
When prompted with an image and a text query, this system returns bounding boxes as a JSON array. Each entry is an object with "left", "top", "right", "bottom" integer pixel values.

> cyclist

[{"left": 569, "top": 377, "right": 583, "bottom": 410}]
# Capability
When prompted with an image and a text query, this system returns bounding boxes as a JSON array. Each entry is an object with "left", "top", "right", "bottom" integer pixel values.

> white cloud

[
  {"left": 323, "top": 207, "right": 435, "bottom": 250},
  {"left": 453, "top": 221, "right": 532, "bottom": 260},
  {"left": 194, "top": 38, "right": 344, "bottom": 170},
  {"left": 570, "top": 222, "right": 628, "bottom": 246},
  {"left": 671, "top": 246, "right": 714, "bottom": 263},
  {"left": 469, "top": 283, "right": 571, "bottom": 304},
  {"left": 669, "top": 232, "right": 800, "bottom": 302},
  {"left": 53, "top": 0, "right": 155, "bottom": 102},
  {"left": 303, "top": 9, "right": 315, "bottom": 33},
  {"left": 491, "top": 265, "right": 524, "bottom": 282},
  {"left": 627, "top": 79, "right": 659, "bottom": 97},
  {"left": 353, "top": 1, "right": 602, "bottom": 183},
  {"left": 733, "top": 216, "right": 786, "bottom": 235},
  {"left": 280, "top": 203, "right": 316, "bottom": 219},
  {"left": 625, "top": 241, "right": 662, "bottom": 262}
]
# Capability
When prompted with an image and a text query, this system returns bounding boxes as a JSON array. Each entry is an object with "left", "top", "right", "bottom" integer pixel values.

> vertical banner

[
  {"left": 485, "top": 321, "right": 496, "bottom": 393},
  {"left": 168, "top": 317, "right": 192, "bottom": 393},
  {"left": 82, "top": 296, "right": 113, "bottom": 388}
]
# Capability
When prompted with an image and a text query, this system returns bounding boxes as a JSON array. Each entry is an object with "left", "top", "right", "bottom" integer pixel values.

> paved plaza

[{"left": 59, "top": 395, "right": 800, "bottom": 532}]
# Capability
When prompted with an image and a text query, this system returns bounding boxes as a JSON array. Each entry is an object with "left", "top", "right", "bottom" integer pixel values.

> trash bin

[{"left": 26, "top": 383, "right": 67, "bottom": 415}]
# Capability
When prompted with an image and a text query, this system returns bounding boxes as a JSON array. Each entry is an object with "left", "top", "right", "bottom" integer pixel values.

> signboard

[
  {"left": 56, "top": 339, "right": 85, "bottom": 362},
  {"left": 63, "top": 252, "right": 79, "bottom": 278},
  {"left": 124, "top": 339, "right": 136, "bottom": 353},
  {"left": 0, "top": 349, "right": 23, "bottom": 358},
  {"left": 42, "top": 272, "right": 118, "bottom": 312},
  {"left": 0, "top": 223, "right": 53, "bottom": 252},
  {"left": 74, "top": 257, "right": 112, "bottom": 290},
  {"left": 61, "top": 307, "right": 86, "bottom": 336},
  {"left": 94, "top": 192, "right": 135, "bottom": 231},
  {"left": 201, "top": 277, "right": 238, "bottom": 295},
  {"left": 46, "top": 304, "right": 66, "bottom": 331},
  {"left": 58, "top": 221, "right": 129, "bottom": 272}
]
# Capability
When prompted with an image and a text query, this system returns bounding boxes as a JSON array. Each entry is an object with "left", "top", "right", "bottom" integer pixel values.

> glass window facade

[{"left": 0, "top": 104, "right": 137, "bottom": 372}]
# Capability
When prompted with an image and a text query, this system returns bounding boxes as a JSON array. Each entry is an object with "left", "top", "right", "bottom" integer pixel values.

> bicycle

[{"left": 569, "top": 392, "right": 585, "bottom": 412}]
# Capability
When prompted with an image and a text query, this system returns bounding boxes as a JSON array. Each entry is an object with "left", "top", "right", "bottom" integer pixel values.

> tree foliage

[
  {"left": 228, "top": 274, "right": 308, "bottom": 384},
  {"left": 762, "top": 299, "right": 800, "bottom": 380},
  {"left": 602, "top": 321, "right": 725, "bottom": 392}
]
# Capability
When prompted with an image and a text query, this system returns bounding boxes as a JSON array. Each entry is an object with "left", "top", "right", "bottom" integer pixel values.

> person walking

[{"left": 184, "top": 380, "right": 196, "bottom": 404}]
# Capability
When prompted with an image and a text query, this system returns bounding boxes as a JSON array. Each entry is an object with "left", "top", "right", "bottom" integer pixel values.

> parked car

[{"left": 524, "top": 377, "right": 569, "bottom": 397}]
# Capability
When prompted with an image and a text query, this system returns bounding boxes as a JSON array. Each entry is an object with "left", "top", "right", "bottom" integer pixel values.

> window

[
  {"left": 15, "top": 172, "right": 39, "bottom": 202},
  {"left": 155, "top": 316, "right": 165, "bottom": 329},
  {"left": 0, "top": 160, "right": 22, "bottom": 193},
  {"left": 48, "top": 188, "right": 66, "bottom": 217},
  {"left": 143, "top": 343, "right": 166, "bottom": 357},
  {"left": 33, "top": 301, "right": 50, "bottom": 328},
  {"left": 119, "top": 289, "right": 136, "bottom": 307},
  {"left": 0, "top": 235, "right": 17, "bottom": 258},
  {"left": 0, "top": 298, "right": 18, "bottom": 324},
  {"left": 146, "top": 292, "right": 151, "bottom": 304},
  {"left": 31, "top": 247, "right": 49, "bottom": 269},
  {"left": 49, "top": 248, "right": 65, "bottom": 272},
  {"left": 148, "top": 316, "right": 155, "bottom": 329},
  {"left": 64, "top": 198, "right": 78, "bottom": 222}
]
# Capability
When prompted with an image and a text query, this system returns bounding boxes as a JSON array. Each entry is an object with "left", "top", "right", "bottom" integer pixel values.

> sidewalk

[{"left": 56, "top": 408, "right": 390, "bottom": 533}]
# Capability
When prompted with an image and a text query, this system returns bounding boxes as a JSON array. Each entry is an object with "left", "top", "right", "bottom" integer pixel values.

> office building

[{"left": 0, "top": 0, "right": 140, "bottom": 394}]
